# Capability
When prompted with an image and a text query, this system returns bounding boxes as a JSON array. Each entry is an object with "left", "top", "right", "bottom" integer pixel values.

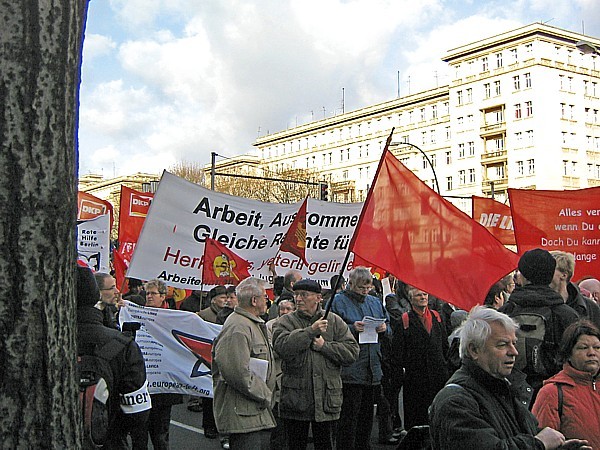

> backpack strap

[{"left": 556, "top": 383, "right": 564, "bottom": 423}]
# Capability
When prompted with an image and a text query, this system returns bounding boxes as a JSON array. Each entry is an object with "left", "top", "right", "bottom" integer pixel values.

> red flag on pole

[
  {"left": 350, "top": 144, "right": 519, "bottom": 311},
  {"left": 472, "top": 196, "right": 515, "bottom": 246},
  {"left": 508, "top": 187, "right": 600, "bottom": 280},
  {"left": 77, "top": 191, "right": 114, "bottom": 230},
  {"left": 202, "top": 238, "right": 251, "bottom": 286},
  {"left": 279, "top": 197, "right": 308, "bottom": 265}
]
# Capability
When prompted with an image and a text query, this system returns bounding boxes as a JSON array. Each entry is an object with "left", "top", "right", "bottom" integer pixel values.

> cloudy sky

[{"left": 78, "top": 0, "right": 599, "bottom": 178}]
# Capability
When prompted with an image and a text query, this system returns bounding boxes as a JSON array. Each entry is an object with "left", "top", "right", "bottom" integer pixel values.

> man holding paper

[
  {"left": 212, "top": 277, "right": 276, "bottom": 449},
  {"left": 272, "top": 279, "right": 359, "bottom": 450},
  {"left": 330, "top": 267, "right": 390, "bottom": 450}
]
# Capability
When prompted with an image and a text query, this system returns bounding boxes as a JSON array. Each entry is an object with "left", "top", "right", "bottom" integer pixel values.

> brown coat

[{"left": 212, "top": 307, "right": 276, "bottom": 434}]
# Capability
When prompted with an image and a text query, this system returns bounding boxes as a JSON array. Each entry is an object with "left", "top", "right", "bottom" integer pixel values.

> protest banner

[
  {"left": 279, "top": 196, "right": 308, "bottom": 264},
  {"left": 127, "top": 171, "right": 362, "bottom": 289},
  {"left": 509, "top": 187, "right": 600, "bottom": 279},
  {"left": 350, "top": 143, "right": 519, "bottom": 311},
  {"left": 114, "top": 186, "right": 154, "bottom": 288},
  {"left": 77, "top": 214, "right": 110, "bottom": 273},
  {"left": 472, "top": 196, "right": 515, "bottom": 246},
  {"left": 119, "top": 301, "right": 221, "bottom": 397},
  {"left": 77, "top": 191, "right": 113, "bottom": 229}
]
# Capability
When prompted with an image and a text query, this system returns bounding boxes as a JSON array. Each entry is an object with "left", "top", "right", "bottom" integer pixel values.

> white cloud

[{"left": 83, "top": 34, "right": 116, "bottom": 61}]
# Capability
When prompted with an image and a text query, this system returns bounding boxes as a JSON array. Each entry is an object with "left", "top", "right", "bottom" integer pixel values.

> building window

[
  {"left": 457, "top": 116, "right": 464, "bottom": 125},
  {"left": 459, "top": 170, "right": 466, "bottom": 185},
  {"left": 528, "top": 159, "right": 535, "bottom": 175},
  {"left": 468, "top": 168, "right": 476, "bottom": 183},
  {"left": 484, "top": 83, "right": 491, "bottom": 98},
  {"left": 445, "top": 151, "right": 452, "bottom": 164},
  {"left": 494, "top": 136, "right": 504, "bottom": 151},
  {"left": 430, "top": 129, "right": 436, "bottom": 144},
  {"left": 510, "top": 48, "right": 518, "bottom": 62},
  {"left": 494, "top": 80, "right": 501, "bottom": 96},
  {"left": 343, "top": 170, "right": 348, "bottom": 180},
  {"left": 563, "top": 160, "right": 568, "bottom": 176},
  {"left": 420, "top": 108, "right": 426, "bottom": 121},
  {"left": 443, "top": 102, "right": 450, "bottom": 115},
  {"left": 422, "top": 156, "right": 429, "bottom": 169},
  {"left": 525, "top": 101, "right": 533, "bottom": 117},
  {"left": 447, "top": 176, "right": 453, "bottom": 190},
  {"left": 496, "top": 52, "right": 503, "bottom": 68},
  {"left": 468, "top": 141, "right": 475, "bottom": 156},
  {"left": 515, "top": 103, "right": 522, "bottom": 119},
  {"left": 421, "top": 131, "right": 427, "bottom": 145},
  {"left": 457, "top": 91, "right": 463, "bottom": 105},
  {"left": 584, "top": 80, "right": 589, "bottom": 96},
  {"left": 524, "top": 73, "right": 531, "bottom": 88},
  {"left": 431, "top": 154, "right": 436, "bottom": 167},
  {"left": 561, "top": 103, "right": 566, "bottom": 119},
  {"left": 445, "top": 126, "right": 451, "bottom": 140},
  {"left": 432, "top": 105, "right": 438, "bottom": 119},
  {"left": 459, "top": 143, "right": 465, "bottom": 158},
  {"left": 515, "top": 132, "right": 522, "bottom": 146},
  {"left": 482, "top": 56, "right": 488, "bottom": 72},
  {"left": 559, "top": 75, "right": 565, "bottom": 90},
  {"left": 513, "top": 75, "right": 520, "bottom": 90},
  {"left": 340, "top": 149, "right": 344, "bottom": 161},
  {"left": 466, "top": 88, "right": 472, "bottom": 103},
  {"left": 517, "top": 161, "right": 524, "bottom": 175},
  {"left": 526, "top": 130, "right": 534, "bottom": 146}
]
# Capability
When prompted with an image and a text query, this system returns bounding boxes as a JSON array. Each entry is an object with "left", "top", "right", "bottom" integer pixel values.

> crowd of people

[{"left": 76, "top": 246, "right": 600, "bottom": 450}]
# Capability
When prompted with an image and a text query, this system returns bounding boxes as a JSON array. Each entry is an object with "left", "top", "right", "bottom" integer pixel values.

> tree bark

[{"left": 0, "top": 1, "right": 88, "bottom": 447}]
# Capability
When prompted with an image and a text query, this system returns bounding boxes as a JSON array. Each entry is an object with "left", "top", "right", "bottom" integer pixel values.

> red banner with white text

[
  {"left": 78, "top": 191, "right": 114, "bottom": 230},
  {"left": 472, "top": 196, "right": 515, "bottom": 246},
  {"left": 508, "top": 188, "right": 600, "bottom": 280}
]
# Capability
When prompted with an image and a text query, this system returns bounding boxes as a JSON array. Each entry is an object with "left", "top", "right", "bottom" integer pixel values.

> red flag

[
  {"left": 350, "top": 144, "right": 519, "bottom": 311},
  {"left": 202, "top": 238, "right": 251, "bottom": 286},
  {"left": 279, "top": 197, "right": 308, "bottom": 264},
  {"left": 472, "top": 196, "right": 515, "bottom": 246},
  {"left": 78, "top": 191, "right": 114, "bottom": 229},
  {"left": 508, "top": 187, "right": 600, "bottom": 280},
  {"left": 114, "top": 186, "right": 154, "bottom": 287}
]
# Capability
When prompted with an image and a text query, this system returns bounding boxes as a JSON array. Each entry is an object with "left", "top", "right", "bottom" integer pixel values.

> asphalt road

[{"left": 159, "top": 396, "right": 404, "bottom": 449}]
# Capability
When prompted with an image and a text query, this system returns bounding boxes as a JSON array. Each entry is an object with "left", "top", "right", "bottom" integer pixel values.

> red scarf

[{"left": 413, "top": 307, "right": 433, "bottom": 334}]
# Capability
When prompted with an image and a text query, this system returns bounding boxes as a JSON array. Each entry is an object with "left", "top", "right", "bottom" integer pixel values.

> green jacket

[
  {"left": 212, "top": 307, "right": 276, "bottom": 434},
  {"left": 272, "top": 307, "right": 359, "bottom": 422}
]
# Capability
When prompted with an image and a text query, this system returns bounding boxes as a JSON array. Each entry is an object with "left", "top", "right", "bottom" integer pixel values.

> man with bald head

[{"left": 579, "top": 278, "right": 600, "bottom": 305}]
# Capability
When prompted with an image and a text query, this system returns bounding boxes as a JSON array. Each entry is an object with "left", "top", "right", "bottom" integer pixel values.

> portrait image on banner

[{"left": 509, "top": 187, "right": 600, "bottom": 279}]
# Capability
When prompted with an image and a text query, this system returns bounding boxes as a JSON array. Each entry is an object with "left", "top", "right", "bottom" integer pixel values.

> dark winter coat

[
  {"left": 391, "top": 308, "right": 449, "bottom": 429},
  {"left": 566, "top": 282, "right": 600, "bottom": 330},
  {"left": 429, "top": 358, "right": 544, "bottom": 450}
]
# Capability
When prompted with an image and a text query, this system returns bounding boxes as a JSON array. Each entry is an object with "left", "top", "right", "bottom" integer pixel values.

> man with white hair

[
  {"left": 579, "top": 278, "right": 600, "bottom": 305},
  {"left": 429, "top": 306, "right": 590, "bottom": 450}
]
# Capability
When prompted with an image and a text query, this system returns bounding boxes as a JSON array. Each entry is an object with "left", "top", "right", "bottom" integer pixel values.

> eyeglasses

[
  {"left": 146, "top": 291, "right": 163, "bottom": 296},
  {"left": 294, "top": 291, "right": 316, "bottom": 298}
]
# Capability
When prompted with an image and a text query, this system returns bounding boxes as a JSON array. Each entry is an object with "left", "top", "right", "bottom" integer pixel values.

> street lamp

[
  {"left": 576, "top": 40, "right": 600, "bottom": 55},
  {"left": 390, "top": 141, "right": 441, "bottom": 194}
]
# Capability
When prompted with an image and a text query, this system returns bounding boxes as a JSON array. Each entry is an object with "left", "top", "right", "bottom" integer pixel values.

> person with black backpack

[
  {"left": 499, "top": 248, "right": 579, "bottom": 397},
  {"left": 77, "top": 265, "right": 151, "bottom": 449}
]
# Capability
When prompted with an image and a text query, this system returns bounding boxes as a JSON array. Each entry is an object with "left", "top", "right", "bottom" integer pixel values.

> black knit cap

[
  {"left": 518, "top": 248, "right": 556, "bottom": 286},
  {"left": 77, "top": 265, "right": 100, "bottom": 307},
  {"left": 293, "top": 279, "right": 322, "bottom": 294}
]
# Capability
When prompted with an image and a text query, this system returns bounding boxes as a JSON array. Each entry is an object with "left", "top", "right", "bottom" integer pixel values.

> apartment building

[{"left": 250, "top": 23, "right": 600, "bottom": 213}]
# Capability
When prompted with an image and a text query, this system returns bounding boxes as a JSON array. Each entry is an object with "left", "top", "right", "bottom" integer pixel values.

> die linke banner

[
  {"left": 127, "top": 171, "right": 362, "bottom": 289},
  {"left": 508, "top": 187, "right": 600, "bottom": 279},
  {"left": 119, "top": 301, "right": 221, "bottom": 397},
  {"left": 472, "top": 196, "right": 515, "bottom": 246}
]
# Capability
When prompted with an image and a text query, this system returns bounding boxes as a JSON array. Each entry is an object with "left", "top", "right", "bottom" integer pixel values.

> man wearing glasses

[
  {"left": 212, "top": 277, "right": 276, "bottom": 449},
  {"left": 272, "top": 279, "right": 359, "bottom": 450},
  {"left": 94, "top": 272, "right": 121, "bottom": 329}
]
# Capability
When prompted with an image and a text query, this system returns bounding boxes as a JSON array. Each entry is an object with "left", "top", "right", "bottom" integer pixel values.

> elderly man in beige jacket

[{"left": 212, "top": 277, "right": 276, "bottom": 450}]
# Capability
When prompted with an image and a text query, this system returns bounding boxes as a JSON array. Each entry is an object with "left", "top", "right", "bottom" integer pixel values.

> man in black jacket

[
  {"left": 429, "top": 306, "right": 589, "bottom": 450},
  {"left": 77, "top": 266, "right": 151, "bottom": 449}
]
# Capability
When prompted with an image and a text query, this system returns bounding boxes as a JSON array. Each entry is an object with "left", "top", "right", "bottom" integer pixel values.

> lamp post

[
  {"left": 390, "top": 141, "right": 441, "bottom": 194},
  {"left": 576, "top": 40, "right": 600, "bottom": 55}
]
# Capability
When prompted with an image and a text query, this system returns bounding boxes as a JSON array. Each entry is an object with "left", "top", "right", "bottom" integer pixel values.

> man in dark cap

[
  {"left": 272, "top": 279, "right": 359, "bottom": 450},
  {"left": 499, "top": 248, "right": 578, "bottom": 395},
  {"left": 76, "top": 265, "right": 151, "bottom": 448}
]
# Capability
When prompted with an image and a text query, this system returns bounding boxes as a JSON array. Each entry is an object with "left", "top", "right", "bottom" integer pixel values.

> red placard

[{"left": 472, "top": 196, "right": 515, "bottom": 246}]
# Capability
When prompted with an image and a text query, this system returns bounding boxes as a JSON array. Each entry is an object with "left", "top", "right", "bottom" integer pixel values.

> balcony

[
  {"left": 482, "top": 178, "right": 508, "bottom": 195},
  {"left": 480, "top": 121, "right": 506, "bottom": 137},
  {"left": 588, "top": 179, "right": 600, "bottom": 187},
  {"left": 481, "top": 150, "right": 507, "bottom": 165},
  {"left": 562, "top": 176, "right": 581, "bottom": 188}
]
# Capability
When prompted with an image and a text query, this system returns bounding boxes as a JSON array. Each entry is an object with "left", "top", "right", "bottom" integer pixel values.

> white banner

[
  {"left": 127, "top": 171, "right": 363, "bottom": 289},
  {"left": 77, "top": 214, "right": 110, "bottom": 273},
  {"left": 119, "top": 301, "right": 222, "bottom": 397}
]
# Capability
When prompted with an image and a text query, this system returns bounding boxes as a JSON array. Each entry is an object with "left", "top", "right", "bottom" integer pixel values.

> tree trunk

[{"left": 0, "top": 1, "right": 88, "bottom": 447}]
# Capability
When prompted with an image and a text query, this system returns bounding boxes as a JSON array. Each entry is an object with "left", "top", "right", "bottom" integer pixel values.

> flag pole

[{"left": 323, "top": 128, "right": 395, "bottom": 320}]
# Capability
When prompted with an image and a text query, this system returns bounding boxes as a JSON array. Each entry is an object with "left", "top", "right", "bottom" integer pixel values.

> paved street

[{"left": 159, "top": 396, "right": 404, "bottom": 449}]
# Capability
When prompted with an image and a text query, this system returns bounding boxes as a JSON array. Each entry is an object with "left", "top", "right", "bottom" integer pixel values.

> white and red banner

[
  {"left": 77, "top": 214, "right": 110, "bottom": 273},
  {"left": 472, "top": 196, "right": 516, "bottom": 246},
  {"left": 119, "top": 301, "right": 221, "bottom": 397},
  {"left": 115, "top": 186, "right": 155, "bottom": 288},
  {"left": 509, "top": 187, "right": 600, "bottom": 279},
  {"left": 78, "top": 191, "right": 114, "bottom": 230},
  {"left": 127, "top": 171, "right": 362, "bottom": 289}
]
